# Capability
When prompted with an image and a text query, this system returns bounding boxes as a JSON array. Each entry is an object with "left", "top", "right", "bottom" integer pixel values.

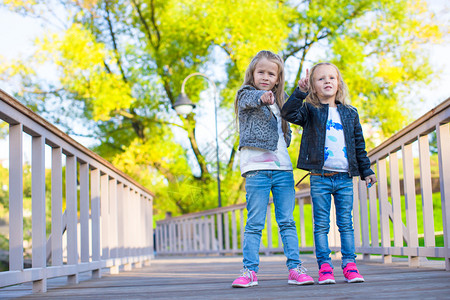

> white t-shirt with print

[
  {"left": 240, "top": 104, "right": 293, "bottom": 176},
  {"left": 323, "top": 107, "right": 349, "bottom": 172}
]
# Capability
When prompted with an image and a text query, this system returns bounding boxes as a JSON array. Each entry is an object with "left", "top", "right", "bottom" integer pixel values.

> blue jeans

[
  {"left": 310, "top": 170, "right": 356, "bottom": 269},
  {"left": 242, "top": 170, "right": 301, "bottom": 272}
]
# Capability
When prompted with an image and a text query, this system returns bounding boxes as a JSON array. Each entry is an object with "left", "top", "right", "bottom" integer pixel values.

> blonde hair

[
  {"left": 305, "top": 62, "right": 349, "bottom": 107},
  {"left": 234, "top": 50, "right": 289, "bottom": 142}
]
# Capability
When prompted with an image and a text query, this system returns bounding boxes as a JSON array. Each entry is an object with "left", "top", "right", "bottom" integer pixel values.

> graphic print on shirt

[
  {"left": 323, "top": 108, "right": 348, "bottom": 171},
  {"left": 250, "top": 152, "right": 280, "bottom": 167},
  {"left": 326, "top": 119, "right": 343, "bottom": 131},
  {"left": 324, "top": 146, "right": 333, "bottom": 161}
]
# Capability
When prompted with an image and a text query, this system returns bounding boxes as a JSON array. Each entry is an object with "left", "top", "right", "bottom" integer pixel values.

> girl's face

[
  {"left": 253, "top": 58, "right": 279, "bottom": 91},
  {"left": 312, "top": 64, "right": 339, "bottom": 102}
]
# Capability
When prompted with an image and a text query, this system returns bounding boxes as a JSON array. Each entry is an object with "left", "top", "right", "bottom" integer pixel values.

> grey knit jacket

[{"left": 236, "top": 85, "right": 291, "bottom": 151}]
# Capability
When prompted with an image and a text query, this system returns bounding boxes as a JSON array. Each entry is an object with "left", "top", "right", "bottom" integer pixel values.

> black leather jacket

[{"left": 281, "top": 88, "right": 374, "bottom": 180}]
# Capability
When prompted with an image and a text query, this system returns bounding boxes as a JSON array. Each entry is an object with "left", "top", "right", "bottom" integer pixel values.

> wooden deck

[{"left": 1, "top": 254, "right": 449, "bottom": 299}]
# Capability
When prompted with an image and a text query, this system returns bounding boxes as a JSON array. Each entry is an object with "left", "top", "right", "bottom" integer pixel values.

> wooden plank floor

[{"left": 1, "top": 254, "right": 450, "bottom": 299}]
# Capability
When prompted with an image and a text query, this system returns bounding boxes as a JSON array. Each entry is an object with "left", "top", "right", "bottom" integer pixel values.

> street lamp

[{"left": 172, "top": 72, "right": 222, "bottom": 208}]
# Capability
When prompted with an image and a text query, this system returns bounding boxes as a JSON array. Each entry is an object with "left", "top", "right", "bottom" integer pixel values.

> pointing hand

[
  {"left": 260, "top": 91, "right": 275, "bottom": 105},
  {"left": 298, "top": 68, "right": 309, "bottom": 93}
]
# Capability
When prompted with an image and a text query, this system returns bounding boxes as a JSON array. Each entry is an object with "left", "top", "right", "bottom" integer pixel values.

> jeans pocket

[{"left": 244, "top": 170, "right": 260, "bottom": 178}]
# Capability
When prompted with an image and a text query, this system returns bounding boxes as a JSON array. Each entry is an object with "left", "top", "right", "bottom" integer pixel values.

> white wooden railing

[
  {"left": 156, "top": 97, "right": 450, "bottom": 271},
  {"left": 0, "top": 89, "right": 154, "bottom": 292}
]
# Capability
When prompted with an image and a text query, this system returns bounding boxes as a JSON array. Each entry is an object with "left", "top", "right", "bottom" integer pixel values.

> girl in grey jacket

[{"left": 231, "top": 50, "right": 314, "bottom": 288}]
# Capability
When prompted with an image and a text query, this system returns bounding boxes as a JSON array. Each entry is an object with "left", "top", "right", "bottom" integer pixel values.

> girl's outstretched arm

[
  {"left": 281, "top": 87, "right": 308, "bottom": 126},
  {"left": 236, "top": 85, "right": 267, "bottom": 110}
]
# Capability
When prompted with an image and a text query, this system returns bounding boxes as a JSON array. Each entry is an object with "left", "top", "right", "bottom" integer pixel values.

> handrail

[
  {"left": 0, "top": 89, "right": 155, "bottom": 196},
  {"left": 155, "top": 97, "right": 450, "bottom": 272},
  {"left": 367, "top": 97, "right": 450, "bottom": 161},
  {"left": 0, "top": 89, "right": 155, "bottom": 292}
]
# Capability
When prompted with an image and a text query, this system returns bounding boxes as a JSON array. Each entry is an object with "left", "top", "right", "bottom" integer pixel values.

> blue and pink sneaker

[
  {"left": 343, "top": 262, "right": 365, "bottom": 283},
  {"left": 318, "top": 263, "right": 336, "bottom": 284},
  {"left": 231, "top": 268, "right": 258, "bottom": 288},
  {"left": 288, "top": 265, "right": 314, "bottom": 285}
]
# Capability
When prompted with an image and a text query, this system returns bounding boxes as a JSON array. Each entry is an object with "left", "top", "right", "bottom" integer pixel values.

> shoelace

[
  {"left": 240, "top": 268, "right": 254, "bottom": 281},
  {"left": 293, "top": 265, "right": 308, "bottom": 275}
]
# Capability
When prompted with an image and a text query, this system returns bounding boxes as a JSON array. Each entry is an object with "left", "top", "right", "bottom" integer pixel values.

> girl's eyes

[{"left": 258, "top": 71, "right": 275, "bottom": 76}]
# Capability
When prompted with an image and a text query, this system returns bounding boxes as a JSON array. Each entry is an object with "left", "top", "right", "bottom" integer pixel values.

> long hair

[
  {"left": 234, "top": 50, "right": 289, "bottom": 142},
  {"left": 305, "top": 62, "right": 349, "bottom": 107}
]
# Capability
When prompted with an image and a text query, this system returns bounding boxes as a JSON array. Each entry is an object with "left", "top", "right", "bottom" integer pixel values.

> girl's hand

[
  {"left": 260, "top": 91, "right": 275, "bottom": 105},
  {"left": 298, "top": 68, "right": 309, "bottom": 93},
  {"left": 364, "top": 174, "right": 377, "bottom": 188}
]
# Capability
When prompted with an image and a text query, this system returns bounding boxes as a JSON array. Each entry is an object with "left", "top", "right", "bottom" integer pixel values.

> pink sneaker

[
  {"left": 231, "top": 268, "right": 258, "bottom": 288},
  {"left": 288, "top": 265, "right": 314, "bottom": 285},
  {"left": 318, "top": 263, "right": 336, "bottom": 284},
  {"left": 343, "top": 263, "right": 364, "bottom": 283}
]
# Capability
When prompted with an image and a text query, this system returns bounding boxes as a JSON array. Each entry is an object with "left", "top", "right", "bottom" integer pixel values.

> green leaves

[{"left": 0, "top": 0, "right": 444, "bottom": 217}]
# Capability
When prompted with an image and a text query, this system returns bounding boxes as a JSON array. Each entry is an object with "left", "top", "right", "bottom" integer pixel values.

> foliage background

[{"left": 0, "top": 0, "right": 447, "bottom": 221}]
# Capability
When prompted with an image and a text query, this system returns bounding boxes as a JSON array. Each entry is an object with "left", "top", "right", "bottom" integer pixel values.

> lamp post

[{"left": 172, "top": 73, "right": 222, "bottom": 208}]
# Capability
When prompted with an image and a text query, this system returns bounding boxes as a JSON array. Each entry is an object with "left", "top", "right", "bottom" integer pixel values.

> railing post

[
  {"left": 51, "top": 146, "right": 63, "bottom": 266},
  {"left": 210, "top": 216, "right": 215, "bottom": 252},
  {"left": 123, "top": 186, "right": 132, "bottom": 270},
  {"left": 437, "top": 122, "right": 450, "bottom": 271},
  {"left": 66, "top": 155, "right": 78, "bottom": 285},
  {"left": 358, "top": 180, "right": 370, "bottom": 261},
  {"left": 137, "top": 194, "right": 144, "bottom": 265},
  {"left": 101, "top": 174, "right": 110, "bottom": 259},
  {"left": 91, "top": 168, "right": 101, "bottom": 279},
  {"left": 368, "top": 176, "right": 379, "bottom": 250},
  {"left": 178, "top": 220, "right": 183, "bottom": 253},
  {"left": 109, "top": 178, "right": 119, "bottom": 274},
  {"left": 186, "top": 219, "right": 192, "bottom": 252},
  {"left": 418, "top": 135, "right": 435, "bottom": 248},
  {"left": 80, "top": 163, "right": 90, "bottom": 264},
  {"left": 117, "top": 183, "right": 124, "bottom": 260},
  {"left": 32, "top": 135, "right": 47, "bottom": 292},
  {"left": 232, "top": 211, "right": 237, "bottom": 251},
  {"left": 224, "top": 212, "right": 230, "bottom": 251},
  {"left": 147, "top": 197, "right": 154, "bottom": 258},
  {"left": 217, "top": 213, "right": 223, "bottom": 252},
  {"left": 389, "top": 152, "right": 403, "bottom": 248},
  {"left": 352, "top": 177, "right": 361, "bottom": 249},
  {"left": 9, "top": 124, "right": 23, "bottom": 272},
  {"left": 377, "top": 158, "right": 392, "bottom": 263},
  {"left": 402, "top": 143, "right": 419, "bottom": 267}
]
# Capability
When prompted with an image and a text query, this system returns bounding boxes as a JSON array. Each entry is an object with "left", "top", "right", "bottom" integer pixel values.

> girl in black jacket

[{"left": 281, "top": 63, "right": 377, "bottom": 284}]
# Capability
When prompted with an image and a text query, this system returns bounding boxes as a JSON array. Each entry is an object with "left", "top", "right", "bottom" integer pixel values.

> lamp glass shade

[
  {"left": 173, "top": 93, "right": 195, "bottom": 115},
  {"left": 174, "top": 104, "right": 194, "bottom": 115}
]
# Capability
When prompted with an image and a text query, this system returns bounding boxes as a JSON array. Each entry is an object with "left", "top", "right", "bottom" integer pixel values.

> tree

[{"left": 0, "top": 0, "right": 444, "bottom": 218}]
